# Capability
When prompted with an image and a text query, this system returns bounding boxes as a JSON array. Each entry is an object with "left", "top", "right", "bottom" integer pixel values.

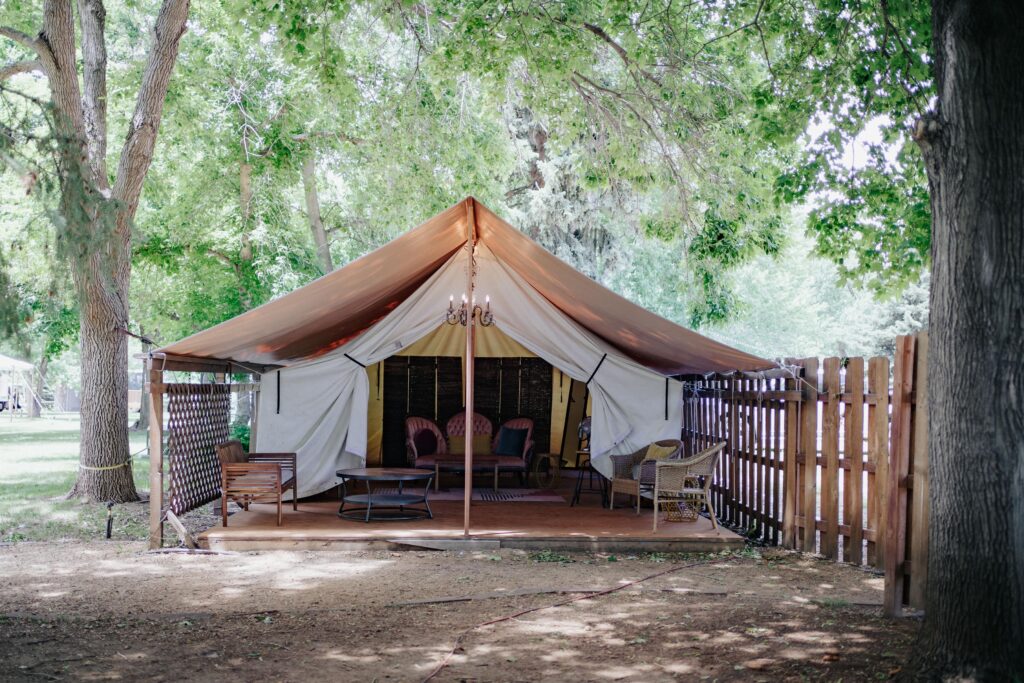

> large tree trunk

[
  {"left": 301, "top": 153, "right": 333, "bottom": 273},
  {"left": 70, "top": 284, "right": 135, "bottom": 501},
  {"left": 64, "top": 0, "right": 190, "bottom": 503},
  {"left": 912, "top": 0, "right": 1024, "bottom": 678}
]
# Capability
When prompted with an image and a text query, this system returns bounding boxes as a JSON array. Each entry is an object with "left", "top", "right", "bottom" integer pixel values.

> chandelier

[{"left": 446, "top": 293, "right": 494, "bottom": 327}]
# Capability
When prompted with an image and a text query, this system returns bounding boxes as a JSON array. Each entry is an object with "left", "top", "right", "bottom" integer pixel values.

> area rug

[{"left": 368, "top": 487, "right": 565, "bottom": 503}]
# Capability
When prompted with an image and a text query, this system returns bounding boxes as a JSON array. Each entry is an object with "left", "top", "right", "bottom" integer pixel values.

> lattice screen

[{"left": 166, "top": 383, "right": 231, "bottom": 515}]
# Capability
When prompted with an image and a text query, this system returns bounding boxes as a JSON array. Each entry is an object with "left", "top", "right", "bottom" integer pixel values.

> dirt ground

[{"left": 0, "top": 542, "right": 917, "bottom": 682}]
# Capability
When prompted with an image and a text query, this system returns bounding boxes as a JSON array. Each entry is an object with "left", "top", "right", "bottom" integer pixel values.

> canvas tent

[
  {"left": 0, "top": 353, "right": 32, "bottom": 413},
  {"left": 157, "top": 198, "right": 771, "bottom": 499}
]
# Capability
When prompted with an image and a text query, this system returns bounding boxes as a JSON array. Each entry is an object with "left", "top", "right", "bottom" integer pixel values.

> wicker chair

[
  {"left": 652, "top": 441, "right": 726, "bottom": 532},
  {"left": 405, "top": 416, "right": 448, "bottom": 468},
  {"left": 492, "top": 417, "right": 534, "bottom": 484},
  {"left": 608, "top": 439, "right": 684, "bottom": 514},
  {"left": 216, "top": 440, "right": 297, "bottom": 527}
]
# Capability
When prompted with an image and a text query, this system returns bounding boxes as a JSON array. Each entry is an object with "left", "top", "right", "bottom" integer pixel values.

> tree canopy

[{"left": 1, "top": 0, "right": 932, "bottom": 367}]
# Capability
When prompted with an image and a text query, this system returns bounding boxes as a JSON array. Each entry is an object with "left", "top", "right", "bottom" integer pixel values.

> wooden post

[
  {"left": 908, "top": 333, "right": 930, "bottom": 608},
  {"left": 146, "top": 359, "right": 165, "bottom": 550},
  {"left": 799, "top": 358, "right": 819, "bottom": 553},
  {"left": 463, "top": 199, "right": 477, "bottom": 537},
  {"left": 728, "top": 378, "right": 740, "bottom": 526},
  {"left": 844, "top": 357, "right": 865, "bottom": 564},
  {"left": 885, "top": 335, "right": 916, "bottom": 616},
  {"left": 782, "top": 360, "right": 800, "bottom": 548},
  {"left": 867, "top": 356, "right": 890, "bottom": 568},
  {"left": 821, "top": 357, "right": 841, "bottom": 560}
]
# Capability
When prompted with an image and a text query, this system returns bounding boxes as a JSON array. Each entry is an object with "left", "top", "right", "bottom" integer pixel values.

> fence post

[
  {"left": 867, "top": 356, "right": 890, "bottom": 568},
  {"left": 844, "top": 357, "right": 865, "bottom": 564},
  {"left": 821, "top": 357, "right": 841, "bottom": 560},
  {"left": 885, "top": 335, "right": 916, "bottom": 616},
  {"left": 799, "top": 357, "right": 819, "bottom": 553},
  {"left": 782, "top": 361, "right": 800, "bottom": 548},
  {"left": 728, "top": 377, "right": 740, "bottom": 526},
  {"left": 909, "top": 333, "right": 930, "bottom": 608}
]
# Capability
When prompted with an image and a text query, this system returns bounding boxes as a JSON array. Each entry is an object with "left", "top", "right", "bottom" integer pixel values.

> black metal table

[{"left": 336, "top": 467, "right": 434, "bottom": 522}]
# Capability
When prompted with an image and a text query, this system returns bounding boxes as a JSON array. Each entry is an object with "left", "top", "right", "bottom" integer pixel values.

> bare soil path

[{"left": 0, "top": 542, "right": 916, "bottom": 681}]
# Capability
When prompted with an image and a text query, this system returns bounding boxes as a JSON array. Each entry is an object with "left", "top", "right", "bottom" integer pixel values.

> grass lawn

[{"left": 0, "top": 416, "right": 149, "bottom": 542}]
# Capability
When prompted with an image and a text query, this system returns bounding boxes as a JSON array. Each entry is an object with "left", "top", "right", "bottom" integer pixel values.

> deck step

[{"left": 393, "top": 538, "right": 501, "bottom": 551}]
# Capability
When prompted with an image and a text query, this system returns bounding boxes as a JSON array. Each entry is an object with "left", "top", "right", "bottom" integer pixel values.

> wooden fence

[{"left": 680, "top": 334, "right": 929, "bottom": 615}]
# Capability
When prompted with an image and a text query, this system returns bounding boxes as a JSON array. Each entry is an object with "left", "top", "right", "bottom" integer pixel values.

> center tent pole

[{"left": 463, "top": 198, "right": 477, "bottom": 537}]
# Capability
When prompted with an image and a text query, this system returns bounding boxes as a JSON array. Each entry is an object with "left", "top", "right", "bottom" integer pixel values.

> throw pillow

[
  {"left": 645, "top": 443, "right": 677, "bottom": 461},
  {"left": 494, "top": 427, "right": 529, "bottom": 457},
  {"left": 412, "top": 428, "right": 438, "bottom": 457},
  {"left": 448, "top": 434, "right": 493, "bottom": 455}
]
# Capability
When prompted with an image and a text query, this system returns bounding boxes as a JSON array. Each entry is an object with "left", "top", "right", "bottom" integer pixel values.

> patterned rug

[{"left": 367, "top": 487, "right": 565, "bottom": 503}]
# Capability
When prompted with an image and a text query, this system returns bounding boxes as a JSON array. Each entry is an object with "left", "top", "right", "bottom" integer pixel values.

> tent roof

[
  {"left": 0, "top": 353, "right": 33, "bottom": 372},
  {"left": 158, "top": 198, "right": 771, "bottom": 375}
]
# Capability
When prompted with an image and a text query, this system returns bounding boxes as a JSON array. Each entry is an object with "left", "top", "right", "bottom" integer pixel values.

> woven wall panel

[
  {"left": 166, "top": 384, "right": 231, "bottom": 515},
  {"left": 474, "top": 358, "right": 501, "bottom": 428},
  {"left": 381, "top": 358, "right": 410, "bottom": 467},
  {"left": 436, "top": 357, "right": 462, "bottom": 424},
  {"left": 520, "top": 358, "right": 552, "bottom": 453}
]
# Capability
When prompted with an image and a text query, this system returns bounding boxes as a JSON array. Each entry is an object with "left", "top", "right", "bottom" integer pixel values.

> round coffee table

[{"left": 336, "top": 468, "right": 434, "bottom": 522}]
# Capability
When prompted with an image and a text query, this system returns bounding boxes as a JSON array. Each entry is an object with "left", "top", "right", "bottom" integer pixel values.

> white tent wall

[
  {"left": 474, "top": 243, "right": 683, "bottom": 478},
  {"left": 254, "top": 244, "right": 682, "bottom": 498},
  {"left": 253, "top": 249, "right": 471, "bottom": 497}
]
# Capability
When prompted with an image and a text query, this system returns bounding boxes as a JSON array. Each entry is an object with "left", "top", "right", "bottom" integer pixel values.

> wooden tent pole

[
  {"left": 146, "top": 358, "right": 165, "bottom": 549},
  {"left": 462, "top": 200, "right": 479, "bottom": 535},
  {"left": 464, "top": 199, "right": 477, "bottom": 536}
]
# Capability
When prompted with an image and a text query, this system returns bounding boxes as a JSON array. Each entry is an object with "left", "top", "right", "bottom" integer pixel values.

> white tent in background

[
  {"left": 158, "top": 198, "right": 771, "bottom": 500},
  {"left": 0, "top": 353, "right": 33, "bottom": 413}
]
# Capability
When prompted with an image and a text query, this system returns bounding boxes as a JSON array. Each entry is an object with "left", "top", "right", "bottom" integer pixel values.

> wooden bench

[{"left": 216, "top": 440, "right": 297, "bottom": 526}]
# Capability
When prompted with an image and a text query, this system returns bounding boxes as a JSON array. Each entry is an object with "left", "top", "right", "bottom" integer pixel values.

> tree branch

[
  {"left": 77, "top": 0, "right": 109, "bottom": 186},
  {"left": 0, "top": 59, "right": 42, "bottom": 81},
  {"left": 111, "top": 0, "right": 190, "bottom": 216},
  {"left": 0, "top": 26, "right": 40, "bottom": 52}
]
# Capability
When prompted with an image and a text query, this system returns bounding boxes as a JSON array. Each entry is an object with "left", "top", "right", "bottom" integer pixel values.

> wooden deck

[{"left": 198, "top": 480, "right": 744, "bottom": 553}]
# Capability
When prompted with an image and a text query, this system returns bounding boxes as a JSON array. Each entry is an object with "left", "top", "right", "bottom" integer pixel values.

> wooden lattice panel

[{"left": 166, "top": 383, "right": 231, "bottom": 515}]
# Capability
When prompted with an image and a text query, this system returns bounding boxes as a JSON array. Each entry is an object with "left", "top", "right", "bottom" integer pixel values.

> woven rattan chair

[
  {"left": 608, "top": 439, "right": 684, "bottom": 514},
  {"left": 652, "top": 441, "right": 726, "bottom": 532}
]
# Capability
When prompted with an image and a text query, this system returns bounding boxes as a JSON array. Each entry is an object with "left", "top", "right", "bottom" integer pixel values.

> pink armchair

[
  {"left": 492, "top": 417, "right": 534, "bottom": 485},
  {"left": 405, "top": 416, "right": 448, "bottom": 468},
  {"left": 445, "top": 411, "right": 493, "bottom": 442}
]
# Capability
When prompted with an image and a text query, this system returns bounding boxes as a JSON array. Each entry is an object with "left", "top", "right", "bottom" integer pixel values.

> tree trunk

[
  {"left": 70, "top": 281, "right": 135, "bottom": 502},
  {"left": 912, "top": 0, "right": 1024, "bottom": 678},
  {"left": 135, "top": 336, "right": 150, "bottom": 431},
  {"left": 30, "top": 353, "right": 47, "bottom": 418},
  {"left": 301, "top": 152, "right": 333, "bottom": 273}
]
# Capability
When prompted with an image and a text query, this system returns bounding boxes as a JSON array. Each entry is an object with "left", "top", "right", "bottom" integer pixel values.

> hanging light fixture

[{"left": 446, "top": 293, "right": 494, "bottom": 327}]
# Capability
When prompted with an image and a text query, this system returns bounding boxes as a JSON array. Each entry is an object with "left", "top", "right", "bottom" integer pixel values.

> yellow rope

[{"left": 78, "top": 460, "right": 132, "bottom": 471}]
